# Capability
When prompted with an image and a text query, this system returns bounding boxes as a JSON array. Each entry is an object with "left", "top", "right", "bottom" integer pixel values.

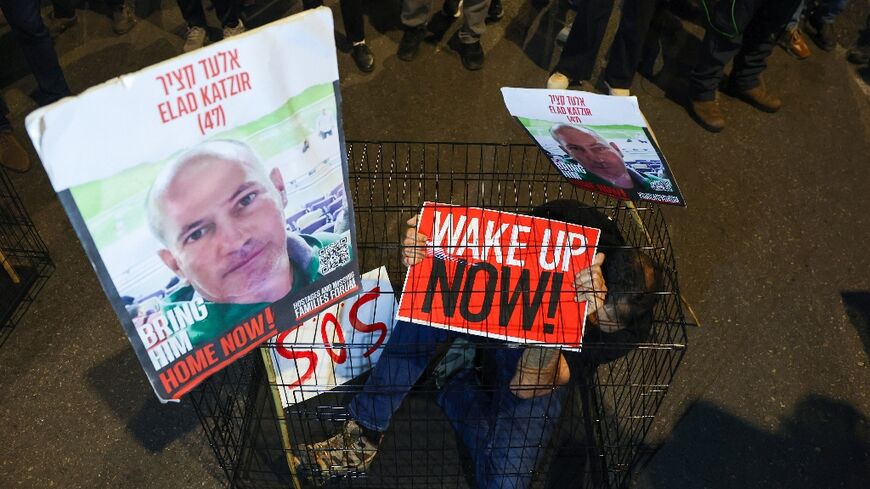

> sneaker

[
  {"left": 510, "top": 347, "right": 570, "bottom": 399},
  {"left": 0, "top": 131, "right": 31, "bottom": 173},
  {"left": 298, "top": 420, "right": 380, "bottom": 481},
  {"left": 546, "top": 72, "right": 569, "bottom": 89},
  {"left": 460, "top": 41, "right": 484, "bottom": 70},
  {"left": 442, "top": 0, "right": 462, "bottom": 18},
  {"left": 351, "top": 42, "right": 375, "bottom": 72},
  {"left": 183, "top": 26, "right": 208, "bottom": 52},
  {"left": 397, "top": 26, "right": 426, "bottom": 61},
  {"left": 779, "top": 27, "right": 812, "bottom": 59},
  {"left": 556, "top": 23, "right": 572, "bottom": 45},
  {"left": 688, "top": 96, "right": 725, "bottom": 133},
  {"left": 605, "top": 81, "right": 631, "bottom": 96},
  {"left": 112, "top": 4, "right": 136, "bottom": 35},
  {"left": 486, "top": 0, "right": 504, "bottom": 22},
  {"left": 46, "top": 13, "right": 78, "bottom": 37},
  {"left": 223, "top": 19, "right": 245, "bottom": 39}
]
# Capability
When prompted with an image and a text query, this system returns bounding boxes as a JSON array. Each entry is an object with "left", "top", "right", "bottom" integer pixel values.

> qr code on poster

[
  {"left": 319, "top": 236, "right": 351, "bottom": 275},
  {"left": 649, "top": 179, "right": 673, "bottom": 192}
]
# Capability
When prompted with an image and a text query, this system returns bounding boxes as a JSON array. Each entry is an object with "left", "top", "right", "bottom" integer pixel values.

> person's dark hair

[{"left": 530, "top": 199, "right": 661, "bottom": 335}]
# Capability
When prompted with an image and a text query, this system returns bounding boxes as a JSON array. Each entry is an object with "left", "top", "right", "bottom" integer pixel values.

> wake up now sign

[{"left": 396, "top": 202, "right": 600, "bottom": 349}]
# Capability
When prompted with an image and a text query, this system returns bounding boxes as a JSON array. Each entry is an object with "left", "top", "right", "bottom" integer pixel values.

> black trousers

[
  {"left": 303, "top": 0, "right": 365, "bottom": 44},
  {"left": 0, "top": 0, "right": 71, "bottom": 130},
  {"left": 51, "top": 0, "right": 123, "bottom": 19},
  {"left": 555, "top": 0, "right": 612, "bottom": 82},
  {"left": 690, "top": 0, "right": 802, "bottom": 101},
  {"left": 176, "top": 0, "right": 240, "bottom": 28},
  {"left": 603, "top": 0, "right": 666, "bottom": 89}
]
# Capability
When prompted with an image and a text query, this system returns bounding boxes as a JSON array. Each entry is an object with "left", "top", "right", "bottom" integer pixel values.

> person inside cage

[
  {"left": 144, "top": 139, "right": 347, "bottom": 345},
  {"left": 294, "top": 199, "right": 660, "bottom": 489}
]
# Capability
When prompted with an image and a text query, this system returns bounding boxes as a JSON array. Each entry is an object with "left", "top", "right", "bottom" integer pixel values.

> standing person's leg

[
  {"left": 176, "top": 0, "right": 209, "bottom": 52},
  {"left": 602, "top": 0, "right": 660, "bottom": 94},
  {"left": 398, "top": 0, "right": 433, "bottom": 61},
  {"left": 457, "top": 0, "right": 488, "bottom": 70},
  {"left": 779, "top": 0, "right": 811, "bottom": 60},
  {"left": 729, "top": 0, "right": 802, "bottom": 111},
  {"left": 808, "top": 0, "right": 848, "bottom": 50},
  {"left": 340, "top": 0, "right": 375, "bottom": 72},
  {"left": 46, "top": 0, "right": 77, "bottom": 36},
  {"left": 687, "top": 0, "right": 763, "bottom": 132},
  {"left": 550, "top": 0, "right": 614, "bottom": 87},
  {"left": 0, "top": 0, "right": 71, "bottom": 104},
  {"left": 210, "top": 0, "right": 244, "bottom": 37}
]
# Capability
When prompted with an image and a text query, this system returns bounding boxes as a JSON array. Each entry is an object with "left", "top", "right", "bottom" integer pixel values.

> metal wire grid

[
  {"left": 188, "top": 142, "right": 689, "bottom": 489},
  {"left": 0, "top": 168, "right": 54, "bottom": 347}
]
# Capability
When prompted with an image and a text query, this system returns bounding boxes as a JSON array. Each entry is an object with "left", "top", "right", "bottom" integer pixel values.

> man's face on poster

[
  {"left": 153, "top": 153, "right": 292, "bottom": 304},
  {"left": 553, "top": 125, "right": 628, "bottom": 184}
]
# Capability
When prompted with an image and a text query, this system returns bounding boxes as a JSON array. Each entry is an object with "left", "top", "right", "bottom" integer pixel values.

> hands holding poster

[
  {"left": 396, "top": 203, "right": 601, "bottom": 349},
  {"left": 24, "top": 8, "right": 360, "bottom": 401},
  {"left": 265, "top": 267, "right": 397, "bottom": 407},
  {"left": 502, "top": 88, "right": 686, "bottom": 206}
]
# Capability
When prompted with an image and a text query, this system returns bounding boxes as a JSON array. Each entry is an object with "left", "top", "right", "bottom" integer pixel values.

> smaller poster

[
  {"left": 501, "top": 87, "right": 686, "bottom": 206},
  {"left": 265, "top": 267, "right": 396, "bottom": 407},
  {"left": 396, "top": 203, "right": 600, "bottom": 349}
]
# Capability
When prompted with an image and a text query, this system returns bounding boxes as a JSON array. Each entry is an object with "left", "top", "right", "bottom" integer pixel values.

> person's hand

[
  {"left": 574, "top": 253, "right": 606, "bottom": 317},
  {"left": 401, "top": 215, "right": 428, "bottom": 267}
]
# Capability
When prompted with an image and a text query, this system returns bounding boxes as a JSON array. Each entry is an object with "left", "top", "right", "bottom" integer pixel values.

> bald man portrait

[
  {"left": 549, "top": 124, "right": 664, "bottom": 192},
  {"left": 145, "top": 140, "right": 344, "bottom": 344}
]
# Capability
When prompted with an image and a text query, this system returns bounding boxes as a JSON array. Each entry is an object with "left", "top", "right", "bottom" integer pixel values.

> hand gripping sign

[{"left": 397, "top": 203, "right": 601, "bottom": 349}]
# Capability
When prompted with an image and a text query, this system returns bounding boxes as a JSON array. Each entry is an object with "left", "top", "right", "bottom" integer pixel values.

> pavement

[{"left": 1, "top": 1, "right": 868, "bottom": 488}]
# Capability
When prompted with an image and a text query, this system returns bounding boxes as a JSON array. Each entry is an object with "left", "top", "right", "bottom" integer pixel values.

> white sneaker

[
  {"left": 605, "top": 81, "right": 631, "bottom": 96},
  {"left": 183, "top": 26, "right": 207, "bottom": 52},
  {"left": 556, "top": 23, "right": 572, "bottom": 45},
  {"left": 547, "top": 72, "right": 569, "bottom": 89},
  {"left": 223, "top": 19, "right": 245, "bottom": 39}
]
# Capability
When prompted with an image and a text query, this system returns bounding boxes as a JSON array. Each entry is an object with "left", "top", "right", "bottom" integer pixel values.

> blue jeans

[
  {"left": 787, "top": 0, "right": 849, "bottom": 29},
  {"left": 347, "top": 321, "right": 566, "bottom": 489}
]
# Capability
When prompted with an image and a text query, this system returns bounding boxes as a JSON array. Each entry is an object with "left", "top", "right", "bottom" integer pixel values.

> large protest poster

[
  {"left": 263, "top": 266, "right": 397, "bottom": 407},
  {"left": 502, "top": 87, "right": 685, "bottom": 206},
  {"left": 396, "top": 203, "right": 600, "bottom": 349},
  {"left": 23, "top": 8, "right": 360, "bottom": 401}
]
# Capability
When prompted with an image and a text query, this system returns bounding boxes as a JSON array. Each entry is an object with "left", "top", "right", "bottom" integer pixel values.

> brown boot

[
  {"left": 0, "top": 131, "right": 31, "bottom": 172},
  {"left": 689, "top": 96, "right": 725, "bottom": 133},
  {"left": 510, "top": 347, "right": 570, "bottom": 399},
  {"left": 732, "top": 80, "right": 781, "bottom": 113},
  {"left": 779, "top": 27, "right": 812, "bottom": 60}
]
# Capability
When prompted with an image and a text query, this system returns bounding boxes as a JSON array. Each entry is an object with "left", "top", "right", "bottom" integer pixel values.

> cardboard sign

[
  {"left": 396, "top": 203, "right": 600, "bottom": 349},
  {"left": 502, "top": 87, "right": 686, "bottom": 206},
  {"left": 23, "top": 8, "right": 361, "bottom": 401},
  {"left": 265, "top": 267, "right": 396, "bottom": 406}
]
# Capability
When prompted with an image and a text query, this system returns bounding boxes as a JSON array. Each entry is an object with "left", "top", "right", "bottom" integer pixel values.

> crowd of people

[{"left": 1, "top": 0, "right": 869, "bottom": 172}]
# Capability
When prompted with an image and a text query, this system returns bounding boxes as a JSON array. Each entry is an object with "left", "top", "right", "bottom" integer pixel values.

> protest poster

[
  {"left": 396, "top": 203, "right": 601, "bottom": 349},
  {"left": 501, "top": 87, "right": 686, "bottom": 206},
  {"left": 263, "top": 266, "right": 396, "bottom": 407},
  {"left": 23, "top": 8, "right": 360, "bottom": 402}
]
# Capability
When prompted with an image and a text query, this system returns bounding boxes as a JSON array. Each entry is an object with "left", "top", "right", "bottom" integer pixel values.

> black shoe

[
  {"left": 809, "top": 17, "right": 836, "bottom": 51},
  {"left": 460, "top": 41, "right": 484, "bottom": 71},
  {"left": 442, "top": 0, "right": 461, "bottom": 18},
  {"left": 486, "top": 0, "right": 504, "bottom": 22},
  {"left": 398, "top": 26, "right": 426, "bottom": 61},
  {"left": 351, "top": 42, "right": 375, "bottom": 72}
]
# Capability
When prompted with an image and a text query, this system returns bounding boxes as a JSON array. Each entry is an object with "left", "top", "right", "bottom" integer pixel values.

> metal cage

[
  {"left": 188, "top": 142, "right": 689, "bottom": 489},
  {"left": 0, "top": 168, "right": 54, "bottom": 347}
]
